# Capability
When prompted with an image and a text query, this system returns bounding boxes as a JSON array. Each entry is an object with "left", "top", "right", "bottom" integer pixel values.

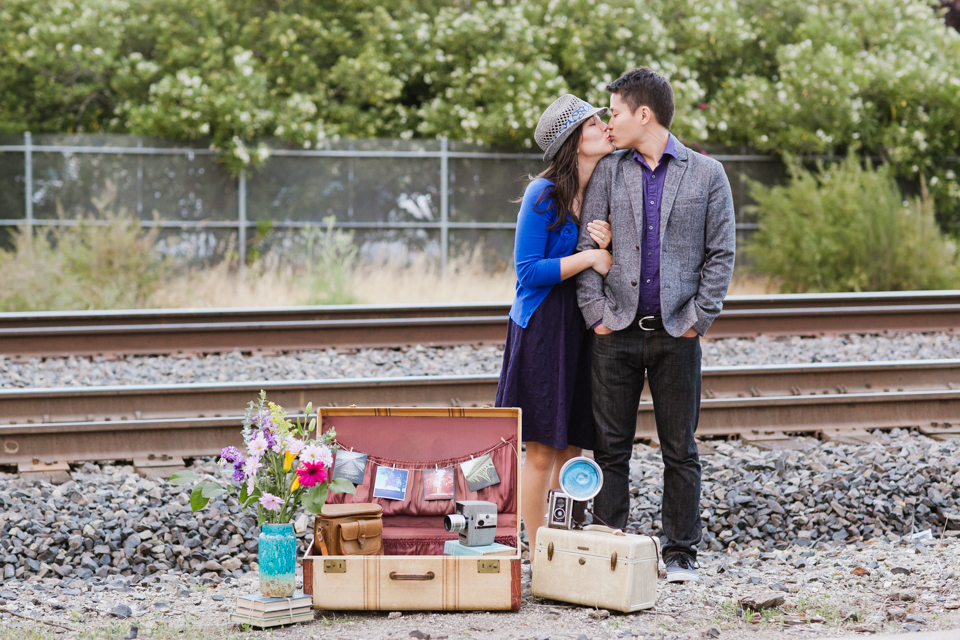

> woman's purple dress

[{"left": 495, "top": 278, "right": 596, "bottom": 450}]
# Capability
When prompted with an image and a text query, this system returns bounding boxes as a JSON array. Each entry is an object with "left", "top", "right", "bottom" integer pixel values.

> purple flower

[
  {"left": 220, "top": 446, "right": 242, "bottom": 464},
  {"left": 232, "top": 461, "right": 246, "bottom": 483}
]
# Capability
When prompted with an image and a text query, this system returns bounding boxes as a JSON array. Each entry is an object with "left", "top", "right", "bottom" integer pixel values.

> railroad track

[
  {"left": 4, "top": 359, "right": 959, "bottom": 468},
  {"left": 2, "top": 290, "right": 959, "bottom": 358}
]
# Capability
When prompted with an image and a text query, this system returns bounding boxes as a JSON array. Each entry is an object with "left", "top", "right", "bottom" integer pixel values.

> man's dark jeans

[{"left": 591, "top": 325, "right": 702, "bottom": 558}]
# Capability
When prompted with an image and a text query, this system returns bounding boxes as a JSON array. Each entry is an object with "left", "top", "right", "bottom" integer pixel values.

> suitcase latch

[
  {"left": 547, "top": 542, "right": 554, "bottom": 561},
  {"left": 323, "top": 559, "right": 346, "bottom": 573},
  {"left": 610, "top": 551, "right": 618, "bottom": 570},
  {"left": 478, "top": 560, "right": 500, "bottom": 573}
]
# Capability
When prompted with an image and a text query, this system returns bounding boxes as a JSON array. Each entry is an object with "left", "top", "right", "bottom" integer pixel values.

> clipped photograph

[
  {"left": 422, "top": 467, "right": 455, "bottom": 501},
  {"left": 372, "top": 466, "right": 409, "bottom": 501},
  {"left": 332, "top": 450, "right": 368, "bottom": 486},
  {"left": 459, "top": 453, "right": 500, "bottom": 493}
]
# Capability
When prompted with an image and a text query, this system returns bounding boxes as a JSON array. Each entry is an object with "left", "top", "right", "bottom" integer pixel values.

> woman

[{"left": 495, "top": 95, "right": 614, "bottom": 558}]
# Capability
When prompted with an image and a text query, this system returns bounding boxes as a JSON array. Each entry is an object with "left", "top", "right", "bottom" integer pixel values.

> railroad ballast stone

[
  {"left": 3, "top": 331, "right": 960, "bottom": 388},
  {"left": 1, "top": 429, "right": 958, "bottom": 586},
  {"left": 628, "top": 428, "right": 960, "bottom": 551}
]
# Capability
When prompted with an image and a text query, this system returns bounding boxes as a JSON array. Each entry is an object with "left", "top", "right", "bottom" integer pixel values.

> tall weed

[
  {"left": 747, "top": 154, "right": 959, "bottom": 292},
  {"left": 0, "top": 213, "right": 164, "bottom": 312}
]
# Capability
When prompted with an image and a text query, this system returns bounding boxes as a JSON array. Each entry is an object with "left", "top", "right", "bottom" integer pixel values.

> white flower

[{"left": 301, "top": 444, "right": 333, "bottom": 468}]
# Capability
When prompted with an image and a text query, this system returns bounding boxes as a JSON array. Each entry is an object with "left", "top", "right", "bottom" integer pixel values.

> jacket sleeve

[
  {"left": 514, "top": 181, "right": 563, "bottom": 289},
  {"left": 692, "top": 161, "right": 737, "bottom": 335},
  {"left": 576, "top": 160, "right": 611, "bottom": 328}
]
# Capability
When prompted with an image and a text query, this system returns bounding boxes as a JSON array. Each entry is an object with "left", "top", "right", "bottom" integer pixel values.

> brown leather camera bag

[{"left": 314, "top": 503, "right": 384, "bottom": 556}]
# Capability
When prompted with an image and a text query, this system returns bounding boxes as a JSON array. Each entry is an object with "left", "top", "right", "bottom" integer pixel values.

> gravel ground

[
  {"left": 2, "top": 432, "right": 960, "bottom": 638},
  {"left": 3, "top": 332, "right": 960, "bottom": 389}
]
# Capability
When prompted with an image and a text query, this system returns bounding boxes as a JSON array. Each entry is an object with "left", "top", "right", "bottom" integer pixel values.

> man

[{"left": 576, "top": 67, "right": 736, "bottom": 583}]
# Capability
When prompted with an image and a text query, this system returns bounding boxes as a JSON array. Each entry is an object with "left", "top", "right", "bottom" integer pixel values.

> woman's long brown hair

[{"left": 532, "top": 123, "right": 583, "bottom": 232}]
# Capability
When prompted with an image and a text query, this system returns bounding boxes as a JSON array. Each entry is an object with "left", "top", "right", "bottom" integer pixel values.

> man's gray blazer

[{"left": 576, "top": 140, "right": 736, "bottom": 337}]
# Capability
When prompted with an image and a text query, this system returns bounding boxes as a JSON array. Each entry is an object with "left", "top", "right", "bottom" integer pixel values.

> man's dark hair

[{"left": 606, "top": 67, "right": 675, "bottom": 129}]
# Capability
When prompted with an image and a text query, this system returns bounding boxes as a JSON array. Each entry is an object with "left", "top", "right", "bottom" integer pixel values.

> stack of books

[{"left": 231, "top": 593, "right": 314, "bottom": 628}]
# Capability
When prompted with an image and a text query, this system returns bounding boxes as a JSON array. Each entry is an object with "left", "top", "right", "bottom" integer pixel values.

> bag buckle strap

[{"left": 638, "top": 315, "right": 657, "bottom": 331}]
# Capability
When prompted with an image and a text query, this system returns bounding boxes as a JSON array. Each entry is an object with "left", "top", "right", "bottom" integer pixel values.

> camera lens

[
  {"left": 553, "top": 508, "right": 566, "bottom": 520},
  {"left": 444, "top": 513, "right": 466, "bottom": 533}
]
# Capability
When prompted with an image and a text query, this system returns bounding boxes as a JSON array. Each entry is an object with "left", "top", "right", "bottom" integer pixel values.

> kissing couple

[{"left": 495, "top": 66, "right": 736, "bottom": 584}]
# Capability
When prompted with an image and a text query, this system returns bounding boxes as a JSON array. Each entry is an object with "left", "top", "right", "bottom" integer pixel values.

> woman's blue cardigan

[{"left": 509, "top": 178, "right": 580, "bottom": 328}]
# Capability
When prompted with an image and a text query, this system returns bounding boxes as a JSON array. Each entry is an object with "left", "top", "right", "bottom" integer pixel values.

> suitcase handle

[{"left": 389, "top": 571, "right": 436, "bottom": 581}]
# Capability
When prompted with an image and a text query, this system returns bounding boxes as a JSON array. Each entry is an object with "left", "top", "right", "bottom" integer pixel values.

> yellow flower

[
  {"left": 290, "top": 477, "right": 300, "bottom": 492},
  {"left": 284, "top": 451, "right": 296, "bottom": 472}
]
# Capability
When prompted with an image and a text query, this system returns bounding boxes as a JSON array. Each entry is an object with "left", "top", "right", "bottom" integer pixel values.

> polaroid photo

[
  {"left": 372, "top": 466, "right": 409, "bottom": 501},
  {"left": 422, "top": 467, "right": 455, "bottom": 501},
  {"left": 332, "top": 450, "right": 368, "bottom": 486},
  {"left": 459, "top": 453, "right": 500, "bottom": 493}
]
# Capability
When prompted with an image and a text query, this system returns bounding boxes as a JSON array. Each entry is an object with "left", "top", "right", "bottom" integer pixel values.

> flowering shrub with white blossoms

[{"left": 170, "top": 392, "right": 354, "bottom": 526}]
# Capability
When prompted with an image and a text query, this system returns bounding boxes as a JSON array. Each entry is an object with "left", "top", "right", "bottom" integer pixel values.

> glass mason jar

[{"left": 258, "top": 523, "right": 297, "bottom": 597}]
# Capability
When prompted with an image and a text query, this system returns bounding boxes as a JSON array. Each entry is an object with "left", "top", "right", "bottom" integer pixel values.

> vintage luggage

[
  {"left": 302, "top": 407, "right": 522, "bottom": 611},
  {"left": 531, "top": 525, "right": 660, "bottom": 612},
  {"left": 314, "top": 503, "right": 384, "bottom": 556}
]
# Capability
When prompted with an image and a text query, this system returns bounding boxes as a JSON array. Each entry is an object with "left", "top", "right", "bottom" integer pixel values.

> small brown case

[{"left": 314, "top": 503, "right": 384, "bottom": 556}]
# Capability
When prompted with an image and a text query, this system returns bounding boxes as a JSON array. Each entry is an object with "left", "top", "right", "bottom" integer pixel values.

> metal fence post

[
  {"left": 238, "top": 167, "right": 247, "bottom": 271},
  {"left": 440, "top": 136, "right": 449, "bottom": 276},
  {"left": 136, "top": 139, "right": 143, "bottom": 216},
  {"left": 24, "top": 131, "right": 33, "bottom": 233}
]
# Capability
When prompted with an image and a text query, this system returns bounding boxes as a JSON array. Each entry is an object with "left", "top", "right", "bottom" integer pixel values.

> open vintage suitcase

[
  {"left": 302, "top": 407, "right": 522, "bottom": 611},
  {"left": 531, "top": 525, "right": 660, "bottom": 612}
]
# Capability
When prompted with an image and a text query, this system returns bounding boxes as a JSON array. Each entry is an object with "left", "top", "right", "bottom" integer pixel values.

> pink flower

[
  {"left": 247, "top": 433, "right": 269, "bottom": 458},
  {"left": 300, "top": 444, "right": 333, "bottom": 467},
  {"left": 295, "top": 461, "right": 328, "bottom": 488},
  {"left": 259, "top": 493, "right": 283, "bottom": 512}
]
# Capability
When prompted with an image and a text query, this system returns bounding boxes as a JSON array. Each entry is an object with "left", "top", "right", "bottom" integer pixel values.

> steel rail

[
  {"left": 3, "top": 359, "right": 959, "bottom": 465},
  {"left": 3, "top": 290, "right": 959, "bottom": 330},
  {"left": 3, "top": 301, "right": 960, "bottom": 358}
]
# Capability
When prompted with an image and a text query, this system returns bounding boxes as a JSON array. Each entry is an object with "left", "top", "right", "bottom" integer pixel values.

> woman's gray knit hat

[{"left": 535, "top": 94, "right": 608, "bottom": 162}]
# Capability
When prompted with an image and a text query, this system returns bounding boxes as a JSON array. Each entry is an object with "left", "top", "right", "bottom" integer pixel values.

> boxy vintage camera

[
  {"left": 444, "top": 500, "right": 498, "bottom": 547},
  {"left": 547, "top": 457, "right": 603, "bottom": 530}
]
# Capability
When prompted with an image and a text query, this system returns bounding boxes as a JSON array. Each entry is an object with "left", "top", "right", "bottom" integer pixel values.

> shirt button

[
  {"left": 647, "top": 252, "right": 652, "bottom": 257},
  {"left": 646, "top": 279, "right": 651, "bottom": 283},
  {"left": 631, "top": 281, "right": 637, "bottom": 286},
  {"left": 635, "top": 245, "right": 640, "bottom": 250},
  {"left": 648, "top": 226, "right": 653, "bottom": 230},
  {"left": 645, "top": 306, "right": 650, "bottom": 311},
  {"left": 649, "top": 201, "right": 654, "bottom": 205}
]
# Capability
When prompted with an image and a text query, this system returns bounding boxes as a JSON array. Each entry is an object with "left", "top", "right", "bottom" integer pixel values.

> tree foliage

[{"left": 1, "top": 0, "right": 958, "bottom": 218}]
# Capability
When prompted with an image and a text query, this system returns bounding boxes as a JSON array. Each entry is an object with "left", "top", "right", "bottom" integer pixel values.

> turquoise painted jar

[{"left": 258, "top": 523, "right": 296, "bottom": 597}]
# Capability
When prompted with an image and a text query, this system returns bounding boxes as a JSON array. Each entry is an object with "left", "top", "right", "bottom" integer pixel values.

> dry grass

[{"left": 151, "top": 258, "right": 770, "bottom": 309}]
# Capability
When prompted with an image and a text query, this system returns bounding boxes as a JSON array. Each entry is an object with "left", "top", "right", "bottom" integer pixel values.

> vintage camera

[
  {"left": 547, "top": 457, "right": 603, "bottom": 530},
  {"left": 443, "top": 500, "right": 498, "bottom": 547}
]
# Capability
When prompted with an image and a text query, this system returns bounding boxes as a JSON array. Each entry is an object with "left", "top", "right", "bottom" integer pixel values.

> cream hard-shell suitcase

[{"left": 531, "top": 525, "right": 660, "bottom": 612}]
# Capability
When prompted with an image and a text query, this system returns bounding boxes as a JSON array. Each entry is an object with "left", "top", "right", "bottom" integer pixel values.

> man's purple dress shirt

[{"left": 633, "top": 134, "right": 678, "bottom": 317}]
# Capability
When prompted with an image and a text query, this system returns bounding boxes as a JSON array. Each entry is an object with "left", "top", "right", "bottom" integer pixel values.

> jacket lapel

[
  {"left": 659, "top": 141, "right": 688, "bottom": 243},
  {"left": 620, "top": 155, "right": 646, "bottom": 234}
]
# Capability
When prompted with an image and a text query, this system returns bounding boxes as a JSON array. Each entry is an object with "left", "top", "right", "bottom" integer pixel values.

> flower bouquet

[{"left": 171, "top": 391, "right": 355, "bottom": 596}]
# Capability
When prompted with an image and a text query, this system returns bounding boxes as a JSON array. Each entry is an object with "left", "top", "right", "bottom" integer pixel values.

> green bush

[
  {"left": 746, "top": 154, "right": 959, "bottom": 293},
  {"left": 0, "top": 213, "right": 165, "bottom": 311}
]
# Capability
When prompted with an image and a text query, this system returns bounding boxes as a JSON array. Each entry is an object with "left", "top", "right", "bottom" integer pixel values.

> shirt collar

[{"left": 632, "top": 133, "right": 678, "bottom": 170}]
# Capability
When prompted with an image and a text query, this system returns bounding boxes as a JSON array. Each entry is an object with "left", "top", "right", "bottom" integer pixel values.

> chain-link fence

[{"left": 0, "top": 134, "right": 781, "bottom": 269}]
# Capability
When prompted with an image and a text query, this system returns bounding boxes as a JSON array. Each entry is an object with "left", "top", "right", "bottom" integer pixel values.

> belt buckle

[{"left": 638, "top": 315, "right": 656, "bottom": 331}]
